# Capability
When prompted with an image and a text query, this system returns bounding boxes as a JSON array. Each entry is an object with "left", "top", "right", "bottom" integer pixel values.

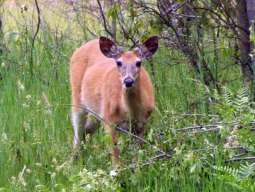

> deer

[{"left": 70, "top": 36, "right": 158, "bottom": 165}]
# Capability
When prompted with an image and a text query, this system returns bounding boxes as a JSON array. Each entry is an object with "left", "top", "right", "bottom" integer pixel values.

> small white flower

[
  {"left": 10, "top": 176, "right": 16, "bottom": 183},
  {"left": 17, "top": 80, "right": 25, "bottom": 91},
  {"left": 51, "top": 172, "right": 56, "bottom": 180},
  {"left": 85, "top": 184, "right": 92, "bottom": 190},
  {"left": 185, "top": 151, "right": 194, "bottom": 161},
  {"left": 36, "top": 100, "right": 41, "bottom": 106},
  {"left": 22, "top": 103, "right": 29, "bottom": 108},
  {"left": 26, "top": 168, "right": 31, "bottom": 174},
  {"left": 109, "top": 170, "right": 117, "bottom": 177},
  {"left": 56, "top": 162, "right": 67, "bottom": 172},
  {"left": 1, "top": 132, "right": 8, "bottom": 141},
  {"left": 52, "top": 158, "right": 57, "bottom": 165},
  {"left": 35, "top": 163, "right": 42, "bottom": 167},
  {"left": 25, "top": 95, "right": 32, "bottom": 100},
  {"left": 218, "top": 125, "right": 223, "bottom": 130}
]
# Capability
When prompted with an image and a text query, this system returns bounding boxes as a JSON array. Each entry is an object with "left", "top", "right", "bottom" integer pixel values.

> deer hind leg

[
  {"left": 84, "top": 114, "right": 99, "bottom": 135},
  {"left": 71, "top": 94, "right": 89, "bottom": 149},
  {"left": 71, "top": 110, "right": 86, "bottom": 149}
]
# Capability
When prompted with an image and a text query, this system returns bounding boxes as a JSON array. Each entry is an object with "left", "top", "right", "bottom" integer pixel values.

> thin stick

[
  {"left": 96, "top": 0, "right": 113, "bottom": 38},
  {"left": 175, "top": 124, "right": 221, "bottom": 132},
  {"left": 225, "top": 157, "right": 255, "bottom": 162},
  {"left": 30, "top": 0, "right": 41, "bottom": 77},
  {"left": 120, "top": 153, "right": 171, "bottom": 171}
]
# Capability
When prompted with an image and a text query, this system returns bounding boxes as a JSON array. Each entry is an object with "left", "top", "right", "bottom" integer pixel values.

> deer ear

[
  {"left": 135, "top": 36, "right": 159, "bottom": 59},
  {"left": 99, "top": 36, "right": 123, "bottom": 59}
]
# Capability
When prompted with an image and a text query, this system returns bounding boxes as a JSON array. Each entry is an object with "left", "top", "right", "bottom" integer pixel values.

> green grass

[
  {"left": 0, "top": 37, "right": 250, "bottom": 191},
  {"left": 0, "top": 3, "right": 255, "bottom": 191}
]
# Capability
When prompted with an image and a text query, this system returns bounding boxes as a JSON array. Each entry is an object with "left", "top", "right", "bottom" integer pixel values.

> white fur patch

[{"left": 72, "top": 111, "right": 81, "bottom": 147}]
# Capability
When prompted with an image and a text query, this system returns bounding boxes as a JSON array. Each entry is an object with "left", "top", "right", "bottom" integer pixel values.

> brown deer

[{"left": 70, "top": 36, "right": 158, "bottom": 165}]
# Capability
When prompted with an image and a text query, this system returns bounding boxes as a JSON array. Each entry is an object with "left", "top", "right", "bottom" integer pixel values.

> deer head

[{"left": 99, "top": 36, "right": 159, "bottom": 89}]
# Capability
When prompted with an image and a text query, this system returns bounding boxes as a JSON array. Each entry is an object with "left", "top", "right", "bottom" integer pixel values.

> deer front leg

[
  {"left": 104, "top": 123, "right": 120, "bottom": 167},
  {"left": 132, "top": 121, "right": 145, "bottom": 145}
]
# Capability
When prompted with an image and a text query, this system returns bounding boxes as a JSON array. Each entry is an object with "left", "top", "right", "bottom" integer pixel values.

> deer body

[
  {"left": 81, "top": 55, "right": 154, "bottom": 123},
  {"left": 70, "top": 36, "right": 158, "bottom": 165}
]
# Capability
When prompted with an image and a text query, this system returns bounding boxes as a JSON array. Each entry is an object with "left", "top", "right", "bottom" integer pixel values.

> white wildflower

[
  {"left": 36, "top": 100, "right": 41, "bottom": 106},
  {"left": 17, "top": 80, "right": 25, "bottom": 91},
  {"left": 56, "top": 161, "right": 68, "bottom": 172},
  {"left": 109, "top": 170, "right": 118, "bottom": 177},
  {"left": 52, "top": 158, "right": 57, "bottom": 165},
  {"left": 35, "top": 163, "right": 42, "bottom": 167},
  {"left": 22, "top": 103, "right": 29, "bottom": 108},
  {"left": 185, "top": 151, "right": 194, "bottom": 162},
  {"left": 26, "top": 168, "right": 31, "bottom": 174},
  {"left": 18, "top": 165, "right": 27, "bottom": 186},
  {"left": 35, "top": 185, "right": 45, "bottom": 190},
  {"left": 85, "top": 184, "right": 92, "bottom": 190},
  {"left": 25, "top": 95, "right": 32, "bottom": 100},
  {"left": 1, "top": 132, "right": 8, "bottom": 141},
  {"left": 174, "top": 147, "right": 182, "bottom": 155},
  {"left": 51, "top": 172, "right": 56, "bottom": 180},
  {"left": 10, "top": 176, "right": 16, "bottom": 183}
]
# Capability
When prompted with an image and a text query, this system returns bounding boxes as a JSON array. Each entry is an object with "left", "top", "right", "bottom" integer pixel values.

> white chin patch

[{"left": 124, "top": 85, "right": 133, "bottom": 90}]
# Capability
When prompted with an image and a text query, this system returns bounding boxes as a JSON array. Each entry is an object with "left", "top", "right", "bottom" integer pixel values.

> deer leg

[
  {"left": 132, "top": 121, "right": 145, "bottom": 145},
  {"left": 72, "top": 111, "right": 81, "bottom": 148},
  {"left": 71, "top": 86, "right": 84, "bottom": 149},
  {"left": 71, "top": 109, "right": 86, "bottom": 149},
  {"left": 84, "top": 115, "right": 99, "bottom": 135}
]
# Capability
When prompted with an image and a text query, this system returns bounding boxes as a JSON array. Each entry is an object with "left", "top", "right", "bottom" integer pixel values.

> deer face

[
  {"left": 115, "top": 52, "right": 141, "bottom": 88},
  {"left": 99, "top": 36, "right": 159, "bottom": 89}
]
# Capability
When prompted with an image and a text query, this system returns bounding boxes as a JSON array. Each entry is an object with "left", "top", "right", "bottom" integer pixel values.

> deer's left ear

[
  {"left": 99, "top": 36, "right": 123, "bottom": 59},
  {"left": 134, "top": 36, "right": 159, "bottom": 59}
]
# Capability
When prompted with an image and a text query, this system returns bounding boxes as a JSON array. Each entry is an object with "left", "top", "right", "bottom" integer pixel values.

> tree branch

[
  {"left": 96, "top": 0, "right": 113, "bottom": 38},
  {"left": 30, "top": 0, "right": 41, "bottom": 77}
]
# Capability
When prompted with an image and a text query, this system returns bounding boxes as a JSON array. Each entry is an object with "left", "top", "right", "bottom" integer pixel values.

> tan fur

[
  {"left": 70, "top": 39, "right": 113, "bottom": 113},
  {"left": 70, "top": 38, "right": 155, "bottom": 165}
]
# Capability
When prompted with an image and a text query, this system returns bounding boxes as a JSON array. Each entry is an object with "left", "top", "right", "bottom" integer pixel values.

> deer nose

[{"left": 124, "top": 77, "right": 134, "bottom": 88}]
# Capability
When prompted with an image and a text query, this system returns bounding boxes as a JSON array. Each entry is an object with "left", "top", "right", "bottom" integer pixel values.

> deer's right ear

[{"left": 99, "top": 37, "right": 123, "bottom": 59}]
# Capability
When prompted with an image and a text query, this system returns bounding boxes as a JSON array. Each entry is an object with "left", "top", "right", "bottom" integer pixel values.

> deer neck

[{"left": 121, "top": 78, "right": 141, "bottom": 118}]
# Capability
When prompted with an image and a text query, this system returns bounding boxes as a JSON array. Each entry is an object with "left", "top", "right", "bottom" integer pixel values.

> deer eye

[
  {"left": 116, "top": 61, "right": 122, "bottom": 67},
  {"left": 136, "top": 61, "right": 142, "bottom": 67}
]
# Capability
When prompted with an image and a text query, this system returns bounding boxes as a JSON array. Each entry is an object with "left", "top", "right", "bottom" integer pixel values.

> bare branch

[
  {"left": 96, "top": 0, "right": 113, "bottom": 38},
  {"left": 226, "top": 156, "right": 255, "bottom": 162},
  {"left": 120, "top": 153, "right": 172, "bottom": 172},
  {"left": 30, "top": 0, "right": 41, "bottom": 77}
]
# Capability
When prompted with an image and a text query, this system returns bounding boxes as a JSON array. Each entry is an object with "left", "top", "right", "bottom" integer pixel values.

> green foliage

[
  {"left": 107, "top": 3, "right": 121, "bottom": 20},
  {"left": 69, "top": 169, "right": 120, "bottom": 192},
  {"left": 213, "top": 87, "right": 255, "bottom": 124},
  {"left": 213, "top": 163, "right": 255, "bottom": 191}
]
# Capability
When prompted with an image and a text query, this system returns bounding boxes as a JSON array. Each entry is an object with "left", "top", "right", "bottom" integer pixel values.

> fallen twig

[
  {"left": 120, "top": 153, "right": 172, "bottom": 172},
  {"left": 225, "top": 156, "right": 255, "bottom": 163},
  {"left": 175, "top": 124, "right": 221, "bottom": 132}
]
